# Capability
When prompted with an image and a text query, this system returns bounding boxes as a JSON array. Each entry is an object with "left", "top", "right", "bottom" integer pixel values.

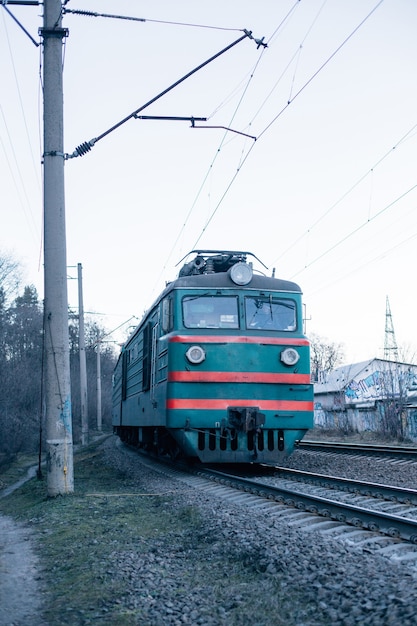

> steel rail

[
  {"left": 271, "top": 466, "right": 417, "bottom": 505},
  {"left": 297, "top": 440, "right": 417, "bottom": 458},
  {"left": 125, "top": 443, "right": 417, "bottom": 543},
  {"left": 195, "top": 467, "right": 417, "bottom": 543}
]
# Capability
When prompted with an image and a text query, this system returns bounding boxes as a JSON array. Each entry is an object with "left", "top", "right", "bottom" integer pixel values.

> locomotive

[{"left": 112, "top": 250, "right": 313, "bottom": 463}]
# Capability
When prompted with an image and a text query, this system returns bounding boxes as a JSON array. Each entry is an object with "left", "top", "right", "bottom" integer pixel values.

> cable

[
  {"left": 306, "top": 227, "right": 417, "bottom": 299},
  {"left": 0, "top": 107, "right": 39, "bottom": 243},
  {"left": 1, "top": 9, "right": 41, "bottom": 243},
  {"left": 287, "top": 0, "right": 329, "bottom": 103},
  {"left": 290, "top": 182, "right": 417, "bottom": 279},
  {"left": 154, "top": 2, "right": 303, "bottom": 284},
  {"left": 185, "top": 1, "right": 385, "bottom": 254},
  {"left": 256, "top": 0, "right": 385, "bottom": 143},
  {"left": 64, "top": 8, "right": 241, "bottom": 32},
  {"left": 269, "top": 121, "right": 417, "bottom": 267}
]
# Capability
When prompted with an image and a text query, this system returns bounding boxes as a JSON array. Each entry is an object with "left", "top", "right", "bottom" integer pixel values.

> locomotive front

[{"left": 162, "top": 250, "right": 314, "bottom": 463}]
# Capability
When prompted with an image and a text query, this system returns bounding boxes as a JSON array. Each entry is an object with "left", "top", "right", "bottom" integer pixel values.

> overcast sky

[{"left": 1, "top": 0, "right": 416, "bottom": 363}]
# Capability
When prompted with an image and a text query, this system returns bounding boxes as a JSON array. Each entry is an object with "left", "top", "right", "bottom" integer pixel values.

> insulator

[
  {"left": 75, "top": 142, "right": 93, "bottom": 156},
  {"left": 73, "top": 10, "right": 97, "bottom": 17}
]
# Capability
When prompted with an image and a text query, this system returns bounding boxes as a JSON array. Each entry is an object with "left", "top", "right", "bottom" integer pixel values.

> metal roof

[
  {"left": 315, "top": 358, "right": 417, "bottom": 394},
  {"left": 315, "top": 358, "right": 378, "bottom": 394}
]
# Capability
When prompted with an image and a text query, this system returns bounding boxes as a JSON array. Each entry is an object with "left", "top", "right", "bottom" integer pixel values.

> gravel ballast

[{"left": 2, "top": 434, "right": 417, "bottom": 625}]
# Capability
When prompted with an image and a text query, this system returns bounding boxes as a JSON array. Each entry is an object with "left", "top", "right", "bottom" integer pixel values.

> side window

[
  {"left": 162, "top": 297, "right": 173, "bottom": 332},
  {"left": 183, "top": 296, "right": 239, "bottom": 329},
  {"left": 245, "top": 297, "right": 297, "bottom": 331}
]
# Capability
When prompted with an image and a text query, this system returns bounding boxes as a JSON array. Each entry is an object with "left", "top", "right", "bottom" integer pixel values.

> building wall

[{"left": 314, "top": 359, "right": 417, "bottom": 440}]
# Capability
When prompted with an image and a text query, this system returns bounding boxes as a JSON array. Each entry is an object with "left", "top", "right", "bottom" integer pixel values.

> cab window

[
  {"left": 183, "top": 295, "right": 239, "bottom": 329},
  {"left": 245, "top": 296, "right": 296, "bottom": 331}
]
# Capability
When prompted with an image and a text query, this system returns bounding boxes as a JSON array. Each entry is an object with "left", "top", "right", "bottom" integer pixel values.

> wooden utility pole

[{"left": 41, "top": 0, "right": 74, "bottom": 495}]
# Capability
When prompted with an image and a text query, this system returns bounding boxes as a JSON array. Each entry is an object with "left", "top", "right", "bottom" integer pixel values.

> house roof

[
  {"left": 315, "top": 357, "right": 417, "bottom": 394},
  {"left": 314, "top": 358, "right": 376, "bottom": 394}
]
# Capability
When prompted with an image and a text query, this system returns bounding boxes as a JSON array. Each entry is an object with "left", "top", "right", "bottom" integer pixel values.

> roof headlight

[
  {"left": 186, "top": 345, "right": 206, "bottom": 364},
  {"left": 280, "top": 348, "right": 300, "bottom": 366},
  {"left": 229, "top": 262, "right": 253, "bottom": 286}
]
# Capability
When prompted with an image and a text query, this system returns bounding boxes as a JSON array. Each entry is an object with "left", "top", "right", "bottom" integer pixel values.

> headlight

[
  {"left": 186, "top": 345, "right": 206, "bottom": 364},
  {"left": 280, "top": 348, "right": 300, "bottom": 366},
  {"left": 229, "top": 262, "right": 253, "bottom": 286}
]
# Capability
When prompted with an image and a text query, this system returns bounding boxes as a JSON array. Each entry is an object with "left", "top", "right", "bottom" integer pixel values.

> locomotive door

[
  {"left": 142, "top": 319, "right": 159, "bottom": 404},
  {"left": 150, "top": 322, "right": 159, "bottom": 405},
  {"left": 142, "top": 322, "right": 152, "bottom": 391}
]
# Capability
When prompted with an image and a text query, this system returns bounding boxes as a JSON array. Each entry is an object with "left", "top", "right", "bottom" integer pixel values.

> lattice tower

[{"left": 384, "top": 296, "right": 399, "bottom": 361}]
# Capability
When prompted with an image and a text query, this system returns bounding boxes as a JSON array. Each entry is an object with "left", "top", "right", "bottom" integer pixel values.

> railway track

[
  {"left": 297, "top": 440, "right": 417, "bottom": 461},
  {"left": 128, "top": 444, "right": 417, "bottom": 565},
  {"left": 199, "top": 466, "right": 417, "bottom": 544}
]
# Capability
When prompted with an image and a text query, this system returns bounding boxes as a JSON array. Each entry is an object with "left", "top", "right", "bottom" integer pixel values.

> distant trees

[
  {"left": 0, "top": 281, "right": 43, "bottom": 457},
  {"left": 309, "top": 333, "right": 345, "bottom": 383},
  {"left": 0, "top": 253, "right": 117, "bottom": 462}
]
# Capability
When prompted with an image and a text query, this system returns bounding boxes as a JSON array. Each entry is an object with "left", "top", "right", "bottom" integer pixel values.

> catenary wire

[
  {"left": 188, "top": 1, "right": 385, "bottom": 253},
  {"left": 269, "top": 121, "right": 417, "bottom": 267},
  {"left": 306, "top": 227, "right": 417, "bottom": 299},
  {"left": 1, "top": 10, "right": 42, "bottom": 243},
  {"left": 290, "top": 182, "right": 417, "bottom": 279},
  {"left": 153, "top": 0, "right": 303, "bottom": 289}
]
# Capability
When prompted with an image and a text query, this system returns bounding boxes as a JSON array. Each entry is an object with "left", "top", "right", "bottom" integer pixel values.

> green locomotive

[{"left": 112, "top": 250, "right": 313, "bottom": 463}]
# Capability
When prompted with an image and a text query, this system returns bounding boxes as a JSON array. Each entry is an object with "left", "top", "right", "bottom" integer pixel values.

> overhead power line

[
  {"left": 63, "top": 8, "right": 242, "bottom": 32},
  {"left": 290, "top": 182, "right": 417, "bottom": 279},
  {"left": 66, "top": 29, "right": 266, "bottom": 159},
  {"left": 270, "top": 121, "right": 417, "bottom": 268},
  {"left": 187, "top": 0, "right": 385, "bottom": 253}
]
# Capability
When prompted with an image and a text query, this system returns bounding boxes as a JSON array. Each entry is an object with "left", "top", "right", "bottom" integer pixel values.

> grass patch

[
  {"left": 0, "top": 439, "right": 204, "bottom": 624},
  {"left": 0, "top": 438, "right": 311, "bottom": 626}
]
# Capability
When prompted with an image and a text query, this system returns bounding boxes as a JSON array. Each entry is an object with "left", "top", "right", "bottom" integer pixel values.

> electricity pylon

[{"left": 384, "top": 296, "right": 399, "bottom": 361}]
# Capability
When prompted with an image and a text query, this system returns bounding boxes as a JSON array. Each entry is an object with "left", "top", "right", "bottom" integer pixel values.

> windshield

[
  {"left": 245, "top": 296, "right": 296, "bottom": 331},
  {"left": 183, "top": 295, "right": 239, "bottom": 329}
]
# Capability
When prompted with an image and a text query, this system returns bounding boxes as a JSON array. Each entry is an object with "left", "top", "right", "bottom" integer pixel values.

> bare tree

[
  {"left": 398, "top": 343, "right": 417, "bottom": 365},
  {"left": 0, "top": 252, "right": 22, "bottom": 304},
  {"left": 377, "top": 361, "right": 411, "bottom": 440},
  {"left": 309, "top": 333, "right": 345, "bottom": 383}
]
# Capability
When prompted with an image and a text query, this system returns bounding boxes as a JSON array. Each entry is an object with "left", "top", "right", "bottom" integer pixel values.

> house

[{"left": 314, "top": 358, "right": 417, "bottom": 440}]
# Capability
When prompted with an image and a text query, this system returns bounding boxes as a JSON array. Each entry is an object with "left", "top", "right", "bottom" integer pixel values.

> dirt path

[{"left": 0, "top": 470, "right": 44, "bottom": 626}]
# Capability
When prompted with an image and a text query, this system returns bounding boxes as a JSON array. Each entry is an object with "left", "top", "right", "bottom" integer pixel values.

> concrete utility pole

[
  {"left": 96, "top": 338, "right": 102, "bottom": 432},
  {"left": 41, "top": 0, "right": 74, "bottom": 495},
  {"left": 78, "top": 263, "right": 89, "bottom": 444}
]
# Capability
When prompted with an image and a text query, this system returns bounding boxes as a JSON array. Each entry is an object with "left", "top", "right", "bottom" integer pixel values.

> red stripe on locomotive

[
  {"left": 169, "top": 334, "right": 309, "bottom": 346},
  {"left": 167, "top": 399, "right": 314, "bottom": 411},
  {"left": 168, "top": 371, "right": 311, "bottom": 384}
]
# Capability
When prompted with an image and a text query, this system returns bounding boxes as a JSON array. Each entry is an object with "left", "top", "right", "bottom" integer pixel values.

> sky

[{"left": 1, "top": 0, "right": 417, "bottom": 364}]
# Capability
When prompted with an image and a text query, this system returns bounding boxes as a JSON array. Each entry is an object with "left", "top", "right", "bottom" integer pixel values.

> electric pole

[
  {"left": 41, "top": 0, "right": 74, "bottom": 495},
  {"left": 96, "top": 337, "right": 102, "bottom": 432},
  {"left": 78, "top": 263, "right": 89, "bottom": 444},
  {"left": 384, "top": 296, "right": 399, "bottom": 362}
]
